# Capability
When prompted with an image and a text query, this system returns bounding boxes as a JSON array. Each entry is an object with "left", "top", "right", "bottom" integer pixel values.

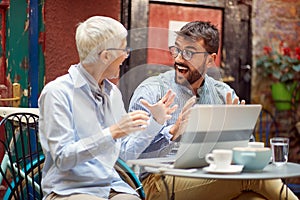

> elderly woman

[{"left": 38, "top": 16, "right": 176, "bottom": 200}]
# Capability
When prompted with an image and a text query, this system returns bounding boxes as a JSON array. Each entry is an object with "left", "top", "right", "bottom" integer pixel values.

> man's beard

[{"left": 174, "top": 63, "right": 203, "bottom": 86}]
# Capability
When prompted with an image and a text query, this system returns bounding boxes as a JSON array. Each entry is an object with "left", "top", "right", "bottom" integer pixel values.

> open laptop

[{"left": 127, "top": 104, "right": 262, "bottom": 169}]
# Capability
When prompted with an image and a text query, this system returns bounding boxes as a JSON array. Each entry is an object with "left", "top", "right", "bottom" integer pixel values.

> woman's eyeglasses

[
  {"left": 106, "top": 47, "right": 131, "bottom": 58},
  {"left": 169, "top": 46, "right": 207, "bottom": 61}
]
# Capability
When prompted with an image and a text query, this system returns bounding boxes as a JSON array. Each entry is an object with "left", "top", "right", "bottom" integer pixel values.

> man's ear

[
  {"left": 210, "top": 53, "right": 217, "bottom": 61},
  {"left": 206, "top": 53, "right": 218, "bottom": 68},
  {"left": 99, "top": 50, "right": 111, "bottom": 64}
]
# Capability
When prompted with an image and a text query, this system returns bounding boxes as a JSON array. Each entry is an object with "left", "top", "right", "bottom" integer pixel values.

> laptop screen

[{"left": 174, "top": 104, "right": 262, "bottom": 168}]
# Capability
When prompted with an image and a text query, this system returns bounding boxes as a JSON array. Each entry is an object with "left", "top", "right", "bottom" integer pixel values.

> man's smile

[{"left": 176, "top": 64, "right": 189, "bottom": 74}]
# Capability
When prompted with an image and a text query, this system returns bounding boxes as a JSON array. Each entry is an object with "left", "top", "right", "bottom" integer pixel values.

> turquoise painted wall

[{"left": 5, "top": 0, "right": 44, "bottom": 107}]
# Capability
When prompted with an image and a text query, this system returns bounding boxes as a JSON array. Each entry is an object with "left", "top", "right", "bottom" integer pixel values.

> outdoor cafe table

[{"left": 127, "top": 160, "right": 300, "bottom": 200}]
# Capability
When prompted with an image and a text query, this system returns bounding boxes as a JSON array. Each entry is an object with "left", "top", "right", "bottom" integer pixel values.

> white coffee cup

[
  {"left": 205, "top": 149, "right": 233, "bottom": 169},
  {"left": 248, "top": 142, "right": 264, "bottom": 148}
]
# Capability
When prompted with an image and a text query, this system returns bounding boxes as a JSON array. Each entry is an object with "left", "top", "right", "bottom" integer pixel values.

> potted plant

[{"left": 256, "top": 42, "right": 300, "bottom": 111}]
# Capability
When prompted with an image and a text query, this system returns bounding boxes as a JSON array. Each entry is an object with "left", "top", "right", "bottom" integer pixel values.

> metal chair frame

[
  {"left": 0, "top": 112, "right": 43, "bottom": 200},
  {"left": 115, "top": 158, "right": 145, "bottom": 199},
  {"left": 0, "top": 111, "right": 145, "bottom": 199},
  {"left": 254, "top": 108, "right": 279, "bottom": 147}
]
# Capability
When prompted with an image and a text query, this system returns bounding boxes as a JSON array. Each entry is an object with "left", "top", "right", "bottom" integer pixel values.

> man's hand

[
  {"left": 140, "top": 89, "right": 178, "bottom": 125},
  {"left": 110, "top": 111, "right": 150, "bottom": 139},
  {"left": 169, "top": 96, "right": 196, "bottom": 141},
  {"left": 226, "top": 92, "right": 246, "bottom": 105}
]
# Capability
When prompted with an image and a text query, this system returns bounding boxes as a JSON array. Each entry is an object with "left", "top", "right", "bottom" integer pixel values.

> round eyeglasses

[
  {"left": 169, "top": 46, "right": 208, "bottom": 61},
  {"left": 106, "top": 47, "right": 131, "bottom": 58}
]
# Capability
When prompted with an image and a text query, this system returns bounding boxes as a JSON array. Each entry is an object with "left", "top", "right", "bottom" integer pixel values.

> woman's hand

[{"left": 110, "top": 110, "right": 150, "bottom": 139}]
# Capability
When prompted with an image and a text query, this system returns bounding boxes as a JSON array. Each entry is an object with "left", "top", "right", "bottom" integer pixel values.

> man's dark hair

[{"left": 177, "top": 21, "right": 219, "bottom": 54}]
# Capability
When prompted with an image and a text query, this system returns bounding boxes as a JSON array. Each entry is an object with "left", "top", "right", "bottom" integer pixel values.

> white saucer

[{"left": 203, "top": 165, "right": 244, "bottom": 174}]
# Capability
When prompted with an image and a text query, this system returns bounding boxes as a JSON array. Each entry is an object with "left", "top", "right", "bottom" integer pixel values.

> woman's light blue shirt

[{"left": 38, "top": 64, "right": 163, "bottom": 199}]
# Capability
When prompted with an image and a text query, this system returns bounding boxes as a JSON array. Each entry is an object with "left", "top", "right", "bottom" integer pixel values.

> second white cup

[{"left": 205, "top": 149, "right": 233, "bottom": 169}]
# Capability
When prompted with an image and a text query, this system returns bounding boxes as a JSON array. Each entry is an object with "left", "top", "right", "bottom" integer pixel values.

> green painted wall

[
  {"left": 6, "top": 0, "right": 29, "bottom": 106},
  {"left": 5, "top": 0, "right": 44, "bottom": 107}
]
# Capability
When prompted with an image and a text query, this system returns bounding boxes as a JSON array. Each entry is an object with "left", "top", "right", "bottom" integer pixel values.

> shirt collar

[
  {"left": 77, "top": 64, "right": 100, "bottom": 94},
  {"left": 68, "top": 63, "right": 88, "bottom": 89},
  {"left": 196, "top": 74, "right": 208, "bottom": 95},
  {"left": 68, "top": 64, "right": 114, "bottom": 102}
]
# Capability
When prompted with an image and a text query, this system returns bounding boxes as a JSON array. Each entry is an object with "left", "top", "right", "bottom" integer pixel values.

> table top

[{"left": 128, "top": 160, "right": 300, "bottom": 180}]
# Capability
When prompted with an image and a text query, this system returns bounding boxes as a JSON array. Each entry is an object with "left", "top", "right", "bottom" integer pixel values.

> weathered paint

[
  {"left": 0, "top": 5, "right": 7, "bottom": 85},
  {"left": 0, "top": 1, "right": 9, "bottom": 106},
  {"left": 28, "top": 0, "right": 39, "bottom": 107},
  {"left": 2, "top": 0, "right": 120, "bottom": 107},
  {"left": 6, "top": 0, "right": 29, "bottom": 107},
  {"left": 1, "top": 0, "right": 45, "bottom": 107}
]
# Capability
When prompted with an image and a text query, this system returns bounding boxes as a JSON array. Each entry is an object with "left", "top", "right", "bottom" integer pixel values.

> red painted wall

[
  {"left": 45, "top": 1, "right": 121, "bottom": 83},
  {"left": 148, "top": 3, "right": 223, "bottom": 67}
]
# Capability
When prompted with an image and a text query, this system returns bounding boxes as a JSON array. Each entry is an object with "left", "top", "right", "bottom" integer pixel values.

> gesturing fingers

[
  {"left": 128, "top": 110, "right": 150, "bottom": 121},
  {"left": 127, "top": 111, "right": 150, "bottom": 129},
  {"left": 160, "top": 89, "right": 173, "bottom": 103},
  {"left": 182, "top": 96, "right": 196, "bottom": 112},
  {"left": 163, "top": 90, "right": 176, "bottom": 107},
  {"left": 226, "top": 92, "right": 232, "bottom": 104},
  {"left": 168, "top": 104, "right": 178, "bottom": 115},
  {"left": 111, "top": 111, "right": 151, "bottom": 139},
  {"left": 226, "top": 92, "right": 246, "bottom": 105},
  {"left": 140, "top": 90, "right": 178, "bottom": 125},
  {"left": 232, "top": 97, "right": 239, "bottom": 105}
]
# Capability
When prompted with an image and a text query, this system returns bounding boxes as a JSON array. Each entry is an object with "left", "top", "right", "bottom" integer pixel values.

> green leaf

[{"left": 293, "top": 64, "right": 300, "bottom": 72}]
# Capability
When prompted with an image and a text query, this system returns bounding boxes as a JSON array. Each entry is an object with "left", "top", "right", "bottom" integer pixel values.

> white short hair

[{"left": 75, "top": 16, "right": 127, "bottom": 64}]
